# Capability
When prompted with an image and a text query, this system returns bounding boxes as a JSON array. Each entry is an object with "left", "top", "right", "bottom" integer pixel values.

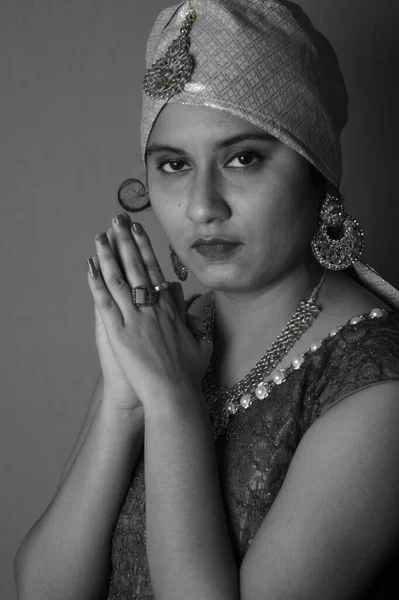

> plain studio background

[{"left": 1, "top": 1, "right": 399, "bottom": 598}]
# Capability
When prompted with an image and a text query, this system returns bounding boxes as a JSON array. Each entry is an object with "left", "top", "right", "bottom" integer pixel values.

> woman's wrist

[
  {"left": 99, "top": 392, "right": 145, "bottom": 432},
  {"left": 102, "top": 380, "right": 143, "bottom": 411},
  {"left": 142, "top": 382, "right": 207, "bottom": 423}
]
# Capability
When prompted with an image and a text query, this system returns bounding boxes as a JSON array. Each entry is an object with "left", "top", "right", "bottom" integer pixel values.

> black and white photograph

[{"left": 3, "top": 1, "right": 399, "bottom": 599}]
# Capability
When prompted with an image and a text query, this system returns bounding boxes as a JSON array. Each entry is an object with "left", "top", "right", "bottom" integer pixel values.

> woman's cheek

[{"left": 156, "top": 206, "right": 183, "bottom": 247}]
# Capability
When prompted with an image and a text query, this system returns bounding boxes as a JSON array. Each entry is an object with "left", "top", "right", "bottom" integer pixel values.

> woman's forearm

[
  {"left": 14, "top": 399, "right": 145, "bottom": 600},
  {"left": 144, "top": 386, "right": 239, "bottom": 600}
]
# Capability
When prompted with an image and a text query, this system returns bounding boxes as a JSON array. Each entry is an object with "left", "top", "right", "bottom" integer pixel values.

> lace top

[{"left": 107, "top": 295, "right": 399, "bottom": 600}]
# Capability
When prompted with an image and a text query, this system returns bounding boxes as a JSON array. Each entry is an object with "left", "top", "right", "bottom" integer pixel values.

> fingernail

[
  {"left": 132, "top": 222, "right": 143, "bottom": 235},
  {"left": 87, "top": 257, "right": 99, "bottom": 279},
  {"left": 96, "top": 232, "right": 108, "bottom": 245},
  {"left": 113, "top": 213, "right": 125, "bottom": 227}
]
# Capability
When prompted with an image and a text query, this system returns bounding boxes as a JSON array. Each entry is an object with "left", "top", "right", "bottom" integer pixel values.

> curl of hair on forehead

[{"left": 117, "top": 177, "right": 151, "bottom": 213}]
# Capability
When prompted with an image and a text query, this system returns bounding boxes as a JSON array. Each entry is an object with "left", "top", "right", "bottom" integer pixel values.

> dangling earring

[
  {"left": 311, "top": 192, "right": 364, "bottom": 270},
  {"left": 169, "top": 245, "right": 188, "bottom": 281}
]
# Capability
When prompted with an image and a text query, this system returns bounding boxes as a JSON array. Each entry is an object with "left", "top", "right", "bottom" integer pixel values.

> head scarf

[
  {"left": 141, "top": 0, "right": 348, "bottom": 189},
  {"left": 139, "top": 0, "right": 399, "bottom": 310}
]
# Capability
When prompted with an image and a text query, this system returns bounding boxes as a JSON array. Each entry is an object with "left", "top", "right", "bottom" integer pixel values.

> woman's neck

[{"left": 212, "top": 260, "right": 326, "bottom": 352}]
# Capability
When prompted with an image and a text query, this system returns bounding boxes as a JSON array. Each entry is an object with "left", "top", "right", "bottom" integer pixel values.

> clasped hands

[{"left": 86, "top": 212, "right": 213, "bottom": 415}]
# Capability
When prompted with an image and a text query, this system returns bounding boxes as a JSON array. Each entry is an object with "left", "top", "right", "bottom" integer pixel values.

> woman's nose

[{"left": 185, "top": 169, "right": 231, "bottom": 223}]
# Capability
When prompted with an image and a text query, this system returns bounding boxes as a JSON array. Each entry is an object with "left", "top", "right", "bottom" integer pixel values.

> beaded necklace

[{"left": 200, "top": 270, "right": 328, "bottom": 441}]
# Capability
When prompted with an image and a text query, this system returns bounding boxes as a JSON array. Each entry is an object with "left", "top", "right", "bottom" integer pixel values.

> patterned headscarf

[
  {"left": 141, "top": 0, "right": 348, "bottom": 189},
  {"left": 139, "top": 0, "right": 399, "bottom": 310}
]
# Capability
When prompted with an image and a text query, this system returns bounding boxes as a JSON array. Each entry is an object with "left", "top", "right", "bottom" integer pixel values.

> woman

[{"left": 14, "top": 1, "right": 399, "bottom": 599}]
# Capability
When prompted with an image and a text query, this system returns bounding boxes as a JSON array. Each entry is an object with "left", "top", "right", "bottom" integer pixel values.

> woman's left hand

[{"left": 87, "top": 213, "right": 213, "bottom": 413}]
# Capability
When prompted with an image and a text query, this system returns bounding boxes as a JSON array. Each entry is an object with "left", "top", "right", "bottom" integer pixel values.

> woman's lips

[{"left": 193, "top": 242, "right": 242, "bottom": 259}]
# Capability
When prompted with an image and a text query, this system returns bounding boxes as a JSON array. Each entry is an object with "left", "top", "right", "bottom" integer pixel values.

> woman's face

[{"left": 145, "top": 104, "right": 320, "bottom": 293}]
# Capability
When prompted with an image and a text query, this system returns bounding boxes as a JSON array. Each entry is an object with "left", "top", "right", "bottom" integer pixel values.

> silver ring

[
  {"left": 153, "top": 281, "right": 172, "bottom": 292},
  {"left": 131, "top": 286, "right": 159, "bottom": 307}
]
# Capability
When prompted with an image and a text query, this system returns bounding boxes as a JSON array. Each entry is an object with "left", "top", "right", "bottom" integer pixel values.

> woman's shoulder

[
  {"left": 302, "top": 269, "right": 395, "bottom": 347},
  {"left": 279, "top": 271, "right": 399, "bottom": 430},
  {"left": 320, "top": 269, "right": 393, "bottom": 316},
  {"left": 302, "top": 308, "right": 399, "bottom": 428}
]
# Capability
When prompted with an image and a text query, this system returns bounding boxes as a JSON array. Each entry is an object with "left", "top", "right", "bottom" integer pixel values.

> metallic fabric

[
  {"left": 141, "top": 0, "right": 348, "bottom": 188},
  {"left": 350, "top": 261, "right": 399, "bottom": 312}
]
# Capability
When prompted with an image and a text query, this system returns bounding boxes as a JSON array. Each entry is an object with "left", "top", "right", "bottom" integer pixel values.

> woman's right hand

[
  {"left": 90, "top": 214, "right": 188, "bottom": 412},
  {"left": 91, "top": 218, "right": 141, "bottom": 411}
]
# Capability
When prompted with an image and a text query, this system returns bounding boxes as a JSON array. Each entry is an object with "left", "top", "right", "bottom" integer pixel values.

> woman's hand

[
  {"left": 87, "top": 213, "right": 213, "bottom": 414},
  {"left": 90, "top": 216, "right": 142, "bottom": 411}
]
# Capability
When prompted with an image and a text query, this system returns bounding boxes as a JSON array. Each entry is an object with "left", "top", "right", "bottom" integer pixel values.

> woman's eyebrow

[{"left": 146, "top": 132, "right": 276, "bottom": 159}]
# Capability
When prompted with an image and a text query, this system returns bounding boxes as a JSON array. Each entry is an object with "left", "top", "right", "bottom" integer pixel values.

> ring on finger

[
  {"left": 131, "top": 285, "right": 159, "bottom": 307},
  {"left": 130, "top": 281, "right": 171, "bottom": 307},
  {"left": 153, "top": 281, "right": 171, "bottom": 292}
]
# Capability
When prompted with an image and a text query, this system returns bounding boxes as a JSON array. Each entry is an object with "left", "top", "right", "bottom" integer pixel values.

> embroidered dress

[{"left": 107, "top": 294, "right": 399, "bottom": 600}]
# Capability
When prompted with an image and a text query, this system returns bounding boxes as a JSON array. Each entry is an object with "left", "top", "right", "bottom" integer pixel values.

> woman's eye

[
  {"left": 226, "top": 152, "right": 261, "bottom": 168},
  {"left": 157, "top": 152, "right": 262, "bottom": 174},
  {"left": 157, "top": 160, "right": 189, "bottom": 173}
]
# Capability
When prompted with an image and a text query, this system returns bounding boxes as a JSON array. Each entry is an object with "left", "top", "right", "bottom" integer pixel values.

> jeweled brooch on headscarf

[{"left": 143, "top": 1, "right": 196, "bottom": 100}]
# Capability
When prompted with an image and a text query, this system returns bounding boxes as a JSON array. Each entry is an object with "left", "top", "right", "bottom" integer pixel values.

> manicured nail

[
  {"left": 87, "top": 258, "right": 99, "bottom": 279},
  {"left": 113, "top": 213, "right": 125, "bottom": 227},
  {"left": 96, "top": 232, "right": 108, "bottom": 245},
  {"left": 132, "top": 222, "right": 143, "bottom": 235}
]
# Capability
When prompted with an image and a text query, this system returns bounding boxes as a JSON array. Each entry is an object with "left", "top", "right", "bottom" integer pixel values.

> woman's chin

[{"left": 193, "top": 267, "right": 251, "bottom": 291}]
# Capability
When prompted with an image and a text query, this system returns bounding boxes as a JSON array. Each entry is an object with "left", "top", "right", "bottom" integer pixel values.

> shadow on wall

[{"left": 341, "top": 7, "right": 399, "bottom": 286}]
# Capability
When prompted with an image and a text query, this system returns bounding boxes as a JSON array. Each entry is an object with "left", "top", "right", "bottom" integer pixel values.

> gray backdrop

[{"left": 2, "top": 1, "right": 399, "bottom": 598}]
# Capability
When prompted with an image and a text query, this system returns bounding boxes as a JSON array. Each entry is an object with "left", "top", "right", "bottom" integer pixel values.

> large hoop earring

[
  {"left": 311, "top": 192, "right": 364, "bottom": 270},
  {"left": 169, "top": 245, "right": 188, "bottom": 281}
]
